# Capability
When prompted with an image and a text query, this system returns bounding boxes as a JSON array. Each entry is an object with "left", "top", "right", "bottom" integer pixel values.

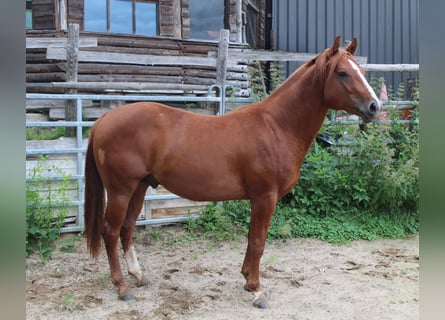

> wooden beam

[
  {"left": 228, "top": 49, "right": 369, "bottom": 65},
  {"left": 216, "top": 29, "right": 230, "bottom": 86},
  {"left": 47, "top": 47, "right": 219, "bottom": 67},
  {"left": 361, "top": 64, "right": 419, "bottom": 72},
  {"left": 65, "top": 24, "right": 79, "bottom": 137},
  {"left": 51, "top": 81, "right": 208, "bottom": 91},
  {"left": 26, "top": 37, "right": 98, "bottom": 48}
]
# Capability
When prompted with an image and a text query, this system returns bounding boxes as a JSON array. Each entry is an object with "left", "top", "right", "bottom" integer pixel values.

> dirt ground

[{"left": 26, "top": 226, "right": 419, "bottom": 320}]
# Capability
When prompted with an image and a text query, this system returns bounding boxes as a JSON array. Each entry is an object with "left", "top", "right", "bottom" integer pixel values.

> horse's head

[{"left": 316, "top": 36, "right": 381, "bottom": 122}]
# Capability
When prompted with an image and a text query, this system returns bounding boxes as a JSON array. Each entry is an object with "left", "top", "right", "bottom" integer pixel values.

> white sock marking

[{"left": 124, "top": 245, "right": 142, "bottom": 279}]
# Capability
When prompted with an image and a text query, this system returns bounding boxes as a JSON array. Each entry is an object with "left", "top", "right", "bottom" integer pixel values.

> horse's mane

[
  {"left": 308, "top": 47, "right": 354, "bottom": 89},
  {"left": 267, "top": 45, "right": 354, "bottom": 100}
]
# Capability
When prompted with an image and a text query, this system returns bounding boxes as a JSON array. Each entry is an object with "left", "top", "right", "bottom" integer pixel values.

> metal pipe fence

[{"left": 26, "top": 88, "right": 418, "bottom": 233}]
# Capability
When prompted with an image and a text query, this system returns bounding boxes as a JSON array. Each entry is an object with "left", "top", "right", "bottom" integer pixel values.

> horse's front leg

[{"left": 241, "top": 193, "right": 278, "bottom": 309}]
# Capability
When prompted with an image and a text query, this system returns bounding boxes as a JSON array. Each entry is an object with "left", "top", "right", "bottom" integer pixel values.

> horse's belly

[{"left": 157, "top": 168, "right": 247, "bottom": 202}]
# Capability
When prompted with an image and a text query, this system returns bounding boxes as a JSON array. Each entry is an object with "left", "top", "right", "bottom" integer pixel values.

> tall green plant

[
  {"left": 26, "top": 156, "right": 73, "bottom": 259},
  {"left": 247, "top": 60, "right": 285, "bottom": 101},
  {"left": 294, "top": 118, "right": 418, "bottom": 213}
]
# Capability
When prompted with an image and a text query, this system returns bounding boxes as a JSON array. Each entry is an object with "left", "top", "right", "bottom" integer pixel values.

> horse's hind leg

[
  {"left": 120, "top": 181, "right": 150, "bottom": 287},
  {"left": 102, "top": 192, "right": 134, "bottom": 300}
]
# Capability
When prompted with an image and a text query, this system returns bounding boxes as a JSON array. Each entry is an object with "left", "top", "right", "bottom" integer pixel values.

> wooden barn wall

[
  {"left": 32, "top": 0, "right": 83, "bottom": 30},
  {"left": 159, "top": 0, "right": 181, "bottom": 38},
  {"left": 26, "top": 30, "right": 249, "bottom": 100},
  {"left": 67, "top": 0, "right": 83, "bottom": 28},
  {"left": 32, "top": 0, "right": 58, "bottom": 30},
  {"left": 181, "top": 0, "right": 190, "bottom": 38},
  {"left": 272, "top": 0, "right": 419, "bottom": 94}
]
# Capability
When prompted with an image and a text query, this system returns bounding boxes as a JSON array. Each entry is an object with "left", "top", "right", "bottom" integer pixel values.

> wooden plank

[
  {"left": 95, "top": 34, "right": 181, "bottom": 50},
  {"left": 228, "top": 49, "right": 368, "bottom": 64},
  {"left": 26, "top": 83, "right": 65, "bottom": 94},
  {"left": 77, "top": 74, "right": 183, "bottom": 83},
  {"left": 227, "top": 72, "right": 249, "bottom": 81},
  {"left": 86, "top": 45, "right": 182, "bottom": 56},
  {"left": 183, "top": 76, "right": 215, "bottom": 86},
  {"left": 47, "top": 47, "right": 218, "bottom": 67},
  {"left": 26, "top": 37, "right": 98, "bottom": 48},
  {"left": 361, "top": 64, "right": 419, "bottom": 72},
  {"left": 181, "top": 68, "right": 216, "bottom": 79},
  {"left": 26, "top": 137, "right": 89, "bottom": 153},
  {"left": 78, "top": 63, "right": 182, "bottom": 75},
  {"left": 151, "top": 205, "right": 207, "bottom": 219},
  {"left": 51, "top": 81, "right": 208, "bottom": 91},
  {"left": 227, "top": 64, "right": 248, "bottom": 72},
  {"left": 50, "top": 107, "right": 111, "bottom": 120},
  {"left": 27, "top": 72, "right": 66, "bottom": 82},
  {"left": 26, "top": 62, "right": 65, "bottom": 73}
]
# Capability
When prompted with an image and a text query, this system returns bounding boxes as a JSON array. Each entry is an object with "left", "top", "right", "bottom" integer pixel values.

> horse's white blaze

[
  {"left": 124, "top": 245, "right": 143, "bottom": 278},
  {"left": 348, "top": 59, "right": 381, "bottom": 109}
]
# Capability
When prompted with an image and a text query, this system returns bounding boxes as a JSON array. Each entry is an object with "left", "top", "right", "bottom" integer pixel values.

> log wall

[{"left": 26, "top": 30, "right": 250, "bottom": 98}]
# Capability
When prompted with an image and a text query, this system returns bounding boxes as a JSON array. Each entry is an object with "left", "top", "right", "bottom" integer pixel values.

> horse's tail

[{"left": 84, "top": 128, "right": 104, "bottom": 259}]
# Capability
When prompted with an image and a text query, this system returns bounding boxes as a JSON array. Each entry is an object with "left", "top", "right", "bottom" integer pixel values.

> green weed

[
  {"left": 61, "top": 292, "right": 75, "bottom": 311},
  {"left": 26, "top": 155, "right": 73, "bottom": 260},
  {"left": 58, "top": 233, "right": 83, "bottom": 253},
  {"left": 26, "top": 126, "right": 66, "bottom": 140}
]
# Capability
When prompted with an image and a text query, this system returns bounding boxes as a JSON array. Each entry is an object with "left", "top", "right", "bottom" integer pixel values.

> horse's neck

[{"left": 262, "top": 66, "right": 329, "bottom": 154}]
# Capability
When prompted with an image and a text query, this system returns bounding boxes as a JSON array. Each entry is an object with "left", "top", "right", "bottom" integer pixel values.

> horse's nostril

[{"left": 369, "top": 101, "right": 379, "bottom": 114}]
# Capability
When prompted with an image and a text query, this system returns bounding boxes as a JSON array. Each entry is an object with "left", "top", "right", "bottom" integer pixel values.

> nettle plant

[{"left": 26, "top": 155, "right": 73, "bottom": 259}]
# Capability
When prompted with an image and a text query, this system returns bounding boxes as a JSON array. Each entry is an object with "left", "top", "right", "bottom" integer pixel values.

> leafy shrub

[
  {"left": 26, "top": 156, "right": 72, "bottom": 259},
  {"left": 276, "top": 110, "right": 419, "bottom": 242},
  {"left": 185, "top": 203, "right": 246, "bottom": 241}
]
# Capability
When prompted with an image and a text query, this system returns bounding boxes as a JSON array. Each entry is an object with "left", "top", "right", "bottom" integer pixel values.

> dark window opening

[{"left": 246, "top": 4, "right": 259, "bottom": 48}]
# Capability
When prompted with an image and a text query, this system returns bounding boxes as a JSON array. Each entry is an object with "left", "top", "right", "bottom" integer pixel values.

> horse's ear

[
  {"left": 328, "top": 35, "right": 341, "bottom": 57},
  {"left": 346, "top": 38, "right": 358, "bottom": 55}
]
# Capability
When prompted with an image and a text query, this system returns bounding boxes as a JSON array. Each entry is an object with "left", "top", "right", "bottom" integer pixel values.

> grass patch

[
  {"left": 26, "top": 127, "right": 66, "bottom": 140},
  {"left": 26, "top": 126, "right": 91, "bottom": 140},
  {"left": 185, "top": 200, "right": 418, "bottom": 245}
]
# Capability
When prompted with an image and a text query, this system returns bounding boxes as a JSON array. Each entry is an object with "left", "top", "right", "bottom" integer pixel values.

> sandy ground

[{"left": 26, "top": 226, "right": 418, "bottom": 320}]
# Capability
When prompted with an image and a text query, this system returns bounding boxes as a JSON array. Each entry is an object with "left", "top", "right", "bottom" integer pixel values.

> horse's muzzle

[
  {"left": 364, "top": 100, "right": 381, "bottom": 122},
  {"left": 368, "top": 101, "right": 380, "bottom": 115}
]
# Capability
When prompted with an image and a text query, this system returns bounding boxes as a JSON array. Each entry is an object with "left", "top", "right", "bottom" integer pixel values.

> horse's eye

[{"left": 337, "top": 71, "right": 348, "bottom": 78}]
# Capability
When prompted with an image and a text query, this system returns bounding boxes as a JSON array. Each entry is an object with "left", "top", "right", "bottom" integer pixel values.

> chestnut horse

[{"left": 84, "top": 36, "right": 380, "bottom": 308}]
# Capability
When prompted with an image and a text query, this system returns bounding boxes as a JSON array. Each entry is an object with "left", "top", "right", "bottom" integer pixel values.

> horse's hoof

[
  {"left": 136, "top": 279, "right": 150, "bottom": 287},
  {"left": 253, "top": 299, "right": 269, "bottom": 309},
  {"left": 119, "top": 293, "right": 136, "bottom": 301},
  {"left": 253, "top": 291, "right": 269, "bottom": 309}
]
